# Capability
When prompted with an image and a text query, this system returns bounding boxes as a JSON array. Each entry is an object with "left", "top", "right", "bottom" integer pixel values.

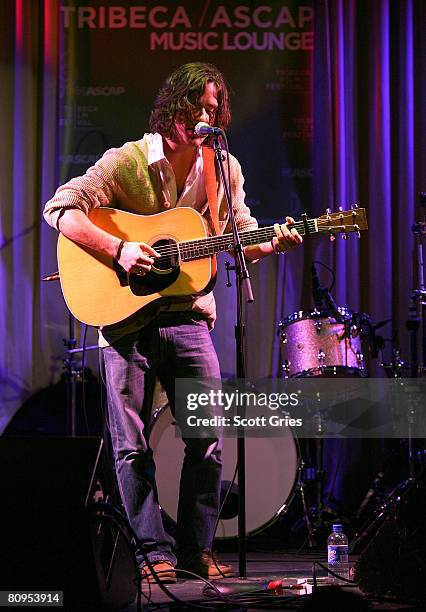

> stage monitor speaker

[
  {"left": 0, "top": 437, "right": 137, "bottom": 611},
  {"left": 354, "top": 469, "right": 426, "bottom": 604}
]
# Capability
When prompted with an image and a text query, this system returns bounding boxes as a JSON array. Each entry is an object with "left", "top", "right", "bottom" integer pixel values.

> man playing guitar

[{"left": 43, "top": 62, "right": 302, "bottom": 583}]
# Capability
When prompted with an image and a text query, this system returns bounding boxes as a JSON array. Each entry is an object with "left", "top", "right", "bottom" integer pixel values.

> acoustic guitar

[{"left": 57, "top": 206, "right": 368, "bottom": 326}]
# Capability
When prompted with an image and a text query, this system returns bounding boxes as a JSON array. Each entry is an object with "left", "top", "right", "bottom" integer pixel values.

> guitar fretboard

[
  {"left": 152, "top": 210, "right": 365, "bottom": 263},
  {"left": 155, "top": 219, "right": 319, "bottom": 262}
]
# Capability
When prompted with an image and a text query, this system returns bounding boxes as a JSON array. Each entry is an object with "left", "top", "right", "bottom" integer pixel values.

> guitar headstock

[{"left": 317, "top": 206, "right": 368, "bottom": 238}]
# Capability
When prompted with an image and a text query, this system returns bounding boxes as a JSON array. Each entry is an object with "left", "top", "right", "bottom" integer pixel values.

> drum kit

[
  {"left": 149, "top": 203, "right": 426, "bottom": 547},
  {"left": 150, "top": 314, "right": 421, "bottom": 547}
]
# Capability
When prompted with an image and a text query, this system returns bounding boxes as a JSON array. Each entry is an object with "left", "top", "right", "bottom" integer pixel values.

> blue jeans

[{"left": 102, "top": 312, "right": 222, "bottom": 567}]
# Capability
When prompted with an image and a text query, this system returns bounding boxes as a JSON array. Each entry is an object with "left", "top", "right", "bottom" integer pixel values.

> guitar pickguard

[{"left": 128, "top": 266, "right": 180, "bottom": 296}]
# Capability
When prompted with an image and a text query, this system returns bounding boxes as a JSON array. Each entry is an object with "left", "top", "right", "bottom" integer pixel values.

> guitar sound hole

[
  {"left": 152, "top": 239, "right": 179, "bottom": 272},
  {"left": 128, "top": 238, "right": 180, "bottom": 296}
]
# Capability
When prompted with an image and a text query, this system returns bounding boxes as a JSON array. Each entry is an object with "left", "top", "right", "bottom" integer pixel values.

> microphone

[
  {"left": 311, "top": 262, "right": 343, "bottom": 321},
  {"left": 194, "top": 122, "right": 223, "bottom": 137},
  {"left": 323, "top": 287, "right": 343, "bottom": 322},
  {"left": 311, "top": 263, "right": 324, "bottom": 309}
]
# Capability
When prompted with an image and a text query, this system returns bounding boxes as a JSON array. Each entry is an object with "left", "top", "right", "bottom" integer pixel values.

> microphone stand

[
  {"left": 211, "top": 132, "right": 253, "bottom": 578},
  {"left": 405, "top": 193, "right": 426, "bottom": 476},
  {"left": 64, "top": 311, "right": 99, "bottom": 436},
  {"left": 65, "top": 310, "right": 78, "bottom": 436},
  {"left": 42, "top": 274, "right": 98, "bottom": 436},
  {"left": 409, "top": 194, "right": 426, "bottom": 378}
]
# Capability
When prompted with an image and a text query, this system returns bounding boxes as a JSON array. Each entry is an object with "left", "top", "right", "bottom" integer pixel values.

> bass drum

[{"left": 148, "top": 405, "right": 301, "bottom": 539}]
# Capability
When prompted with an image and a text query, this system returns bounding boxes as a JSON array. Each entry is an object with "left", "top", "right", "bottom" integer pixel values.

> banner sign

[{"left": 58, "top": 0, "right": 313, "bottom": 222}]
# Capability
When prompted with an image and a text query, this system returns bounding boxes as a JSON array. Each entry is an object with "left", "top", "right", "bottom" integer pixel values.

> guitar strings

[{"left": 150, "top": 218, "right": 363, "bottom": 263}]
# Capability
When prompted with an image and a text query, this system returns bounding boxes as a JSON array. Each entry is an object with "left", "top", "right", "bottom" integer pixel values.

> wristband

[{"left": 115, "top": 239, "right": 125, "bottom": 261}]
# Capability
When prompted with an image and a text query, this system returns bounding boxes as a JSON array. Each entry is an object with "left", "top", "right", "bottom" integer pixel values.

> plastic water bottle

[{"left": 327, "top": 523, "right": 349, "bottom": 583}]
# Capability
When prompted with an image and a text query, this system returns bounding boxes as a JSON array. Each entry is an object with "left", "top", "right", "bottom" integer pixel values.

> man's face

[{"left": 172, "top": 81, "right": 219, "bottom": 147}]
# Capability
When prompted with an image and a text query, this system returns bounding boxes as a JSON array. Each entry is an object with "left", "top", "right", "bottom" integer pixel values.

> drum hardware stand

[
  {"left": 298, "top": 391, "right": 331, "bottom": 548},
  {"left": 407, "top": 195, "right": 426, "bottom": 377},
  {"left": 294, "top": 420, "right": 338, "bottom": 550},
  {"left": 406, "top": 318, "right": 420, "bottom": 378},
  {"left": 349, "top": 370, "right": 417, "bottom": 554},
  {"left": 351, "top": 195, "right": 426, "bottom": 553},
  {"left": 404, "top": 195, "right": 426, "bottom": 470},
  {"left": 211, "top": 131, "right": 253, "bottom": 579},
  {"left": 350, "top": 400, "right": 422, "bottom": 553},
  {"left": 309, "top": 407, "right": 329, "bottom": 546},
  {"left": 380, "top": 347, "right": 406, "bottom": 378},
  {"left": 350, "top": 397, "right": 420, "bottom": 554},
  {"left": 349, "top": 477, "right": 414, "bottom": 554},
  {"left": 298, "top": 472, "right": 316, "bottom": 548},
  {"left": 284, "top": 459, "right": 317, "bottom": 550},
  {"left": 380, "top": 349, "right": 422, "bottom": 477}
]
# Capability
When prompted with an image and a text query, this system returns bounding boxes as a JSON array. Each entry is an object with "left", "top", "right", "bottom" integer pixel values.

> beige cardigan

[{"left": 43, "top": 134, "right": 258, "bottom": 341}]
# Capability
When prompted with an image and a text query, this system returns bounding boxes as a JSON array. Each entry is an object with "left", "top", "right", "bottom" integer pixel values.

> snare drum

[
  {"left": 148, "top": 406, "right": 301, "bottom": 539},
  {"left": 278, "top": 308, "right": 366, "bottom": 378}
]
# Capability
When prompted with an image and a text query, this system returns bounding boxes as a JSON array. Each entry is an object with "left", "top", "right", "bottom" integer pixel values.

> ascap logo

[{"left": 76, "top": 86, "right": 126, "bottom": 96}]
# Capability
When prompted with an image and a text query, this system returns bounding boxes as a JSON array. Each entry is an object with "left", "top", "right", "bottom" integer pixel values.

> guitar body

[{"left": 58, "top": 207, "right": 215, "bottom": 326}]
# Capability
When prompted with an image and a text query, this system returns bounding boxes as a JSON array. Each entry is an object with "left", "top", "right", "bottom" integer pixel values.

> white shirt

[{"left": 144, "top": 133, "right": 207, "bottom": 211}]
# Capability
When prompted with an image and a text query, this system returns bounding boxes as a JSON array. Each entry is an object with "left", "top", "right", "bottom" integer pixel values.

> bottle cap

[{"left": 332, "top": 523, "right": 343, "bottom": 532}]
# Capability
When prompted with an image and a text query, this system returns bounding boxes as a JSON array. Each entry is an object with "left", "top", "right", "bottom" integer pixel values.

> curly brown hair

[{"left": 149, "top": 63, "right": 231, "bottom": 139}]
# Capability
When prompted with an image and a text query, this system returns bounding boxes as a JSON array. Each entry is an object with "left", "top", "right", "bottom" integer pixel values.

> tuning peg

[
  {"left": 342, "top": 232, "right": 349, "bottom": 240},
  {"left": 326, "top": 208, "right": 331, "bottom": 215},
  {"left": 338, "top": 206, "right": 344, "bottom": 212},
  {"left": 351, "top": 203, "right": 359, "bottom": 209}
]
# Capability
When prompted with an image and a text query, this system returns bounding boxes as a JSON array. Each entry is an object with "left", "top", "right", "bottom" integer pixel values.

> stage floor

[{"left": 122, "top": 552, "right": 422, "bottom": 611}]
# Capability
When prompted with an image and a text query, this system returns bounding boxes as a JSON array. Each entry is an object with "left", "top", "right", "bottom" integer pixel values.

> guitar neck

[
  {"left": 156, "top": 208, "right": 366, "bottom": 262},
  {"left": 179, "top": 218, "right": 316, "bottom": 261}
]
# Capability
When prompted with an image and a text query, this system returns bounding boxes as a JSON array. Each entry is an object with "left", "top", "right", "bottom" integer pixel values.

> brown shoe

[
  {"left": 141, "top": 560, "right": 177, "bottom": 583},
  {"left": 178, "top": 551, "right": 235, "bottom": 579}
]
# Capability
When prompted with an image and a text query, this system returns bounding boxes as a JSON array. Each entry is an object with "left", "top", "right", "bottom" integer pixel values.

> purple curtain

[
  {"left": 1, "top": 0, "right": 424, "bottom": 521},
  {"left": 0, "top": 1, "right": 63, "bottom": 431},
  {"left": 313, "top": 0, "right": 424, "bottom": 359},
  {"left": 310, "top": 0, "right": 424, "bottom": 511}
]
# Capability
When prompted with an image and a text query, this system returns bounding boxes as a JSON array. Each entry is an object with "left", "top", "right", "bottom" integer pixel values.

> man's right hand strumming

[{"left": 117, "top": 241, "right": 160, "bottom": 276}]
